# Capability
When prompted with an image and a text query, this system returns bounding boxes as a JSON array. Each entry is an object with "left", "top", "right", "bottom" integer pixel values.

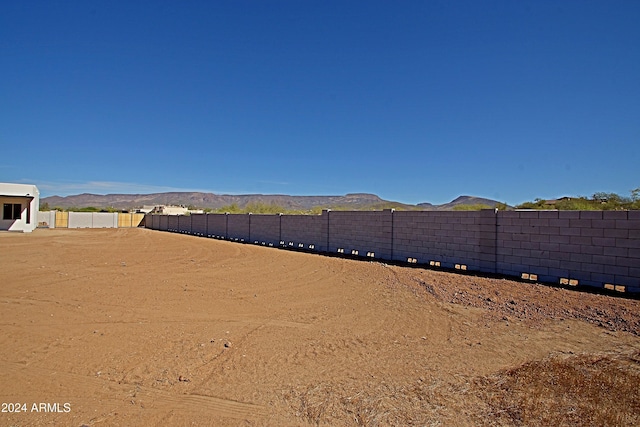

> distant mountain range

[
  {"left": 417, "top": 196, "right": 507, "bottom": 211},
  {"left": 41, "top": 192, "right": 506, "bottom": 211}
]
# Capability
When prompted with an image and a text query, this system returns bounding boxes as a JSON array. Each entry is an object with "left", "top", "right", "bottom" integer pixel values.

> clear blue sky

[{"left": 1, "top": 1, "right": 638, "bottom": 205}]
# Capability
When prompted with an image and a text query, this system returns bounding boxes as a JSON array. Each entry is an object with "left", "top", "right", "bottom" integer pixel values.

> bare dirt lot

[{"left": 1, "top": 228, "right": 639, "bottom": 426}]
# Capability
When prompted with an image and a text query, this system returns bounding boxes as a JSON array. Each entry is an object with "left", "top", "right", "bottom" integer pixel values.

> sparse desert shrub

[
  {"left": 474, "top": 351, "right": 640, "bottom": 426},
  {"left": 453, "top": 204, "right": 493, "bottom": 211},
  {"left": 282, "top": 379, "right": 446, "bottom": 426}
]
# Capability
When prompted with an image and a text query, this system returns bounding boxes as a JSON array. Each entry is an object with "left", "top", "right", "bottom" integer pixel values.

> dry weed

[
  {"left": 473, "top": 351, "right": 640, "bottom": 426},
  {"left": 281, "top": 378, "right": 447, "bottom": 426}
]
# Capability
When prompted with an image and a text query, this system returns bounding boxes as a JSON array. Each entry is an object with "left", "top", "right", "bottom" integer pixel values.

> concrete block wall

[
  {"left": 68, "top": 212, "right": 118, "bottom": 228},
  {"left": 92, "top": 212, "right": 118, "bottom": 228},
  {"left": 38, "top": 212, "right": 142, "bottom": 229},
  {"left": 477, "top": 210, "right": 499, "bottom": 272},
  {"left": 250, "top": 214, "right": 281, "bottom": 246},
  {"left": 327, "top": 210, "right": 393, "bottom": 259},
  {"left": 392, "top": 210, "right": 496, "bottom": 271},
  {"left": 68, "top": 212, "right": 93, "bottom": 228},
  {"left": 167, "top": 215, "right": 179, "bottom": 232},
  {"left": 158, "top": 215, "right": 168, "bottom": 231},
  {"left": 227, "top": 214, "right": 250, "bottom": 241},
  {"left": 144, "top": 210, "right": 639, "bottom": 293},
  {"left": 37, "top": 211, "right": 57, "bottom": 228},
  {"left": 206, "top": 214, "right": 227, "bottom": 237},
  {"left": 497, "top": 210, "right": 560, "bottom": 281},
  {"left": 177, "top": 215, "right": 192, "bottom": 234},
  {"left": 191, "top": 214, "right": 207, "bottom": 236},
  {"left": 497, "top": 210, "right": 640, "bottom": 290},
  {"left": 281, "top": 212, "right": 329, "bottom": 251},
  {"left": 149, "top": 214, "right": 157, "bottom": 230}
]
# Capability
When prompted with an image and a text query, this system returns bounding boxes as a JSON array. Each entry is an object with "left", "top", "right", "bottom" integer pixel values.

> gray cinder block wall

[
  {"left": 393, "top": 210, "right": 496, "bottom": 271},
  {"left": 158, "top": 215, "right": 168, "bottom": 231},
  {"left": 206, "top": 214, "right": 227, "bottom": 238},
  {"left": 496, "top": 210, "right": 640, "bottom": 289},
  {"left": 249, "top": 214, "right": 281, "bottom": 245},
  {"left": 227, "top": 214, "right": 251, "bottom": 241},
  {"left": 281, "top": 211, "right": 329, "bottom": 251},
  {"left": 327, "top": 210, "right": 393, "bottom": 258},
  {"left": 145, "top": 209, "right": 640, "bottom": 293},
  {"left": 167, "top": 215, "right": 179, "bottom": 231},
  {"left": 191, "top": 214, "right": 207, "bottom": 236},
  {"left": 177, "top": 215, "right": 191, "bottom": 234}
]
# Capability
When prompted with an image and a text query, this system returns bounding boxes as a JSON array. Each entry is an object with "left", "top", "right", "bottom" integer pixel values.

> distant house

[
  {"left": 0, "top": 183, "right": 39, "bottom": 232},
  {"left": 135, "top": 205, "right": 156, "bottom": 214},
  {"left": 151, "top": 205, "right": 204, "bottom": 215},
  {"left": 544, "top": 197, "right": 572, "bottom": 205}
]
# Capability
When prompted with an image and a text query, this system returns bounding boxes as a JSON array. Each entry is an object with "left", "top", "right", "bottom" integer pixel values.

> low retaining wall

[{"left": 144, "top": 210, "right": 640, "bottom": 293}]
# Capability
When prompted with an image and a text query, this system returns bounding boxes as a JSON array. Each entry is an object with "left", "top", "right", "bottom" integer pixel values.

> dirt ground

[{"left": 1, "top": 228, "right": 639, "bottom": 426}]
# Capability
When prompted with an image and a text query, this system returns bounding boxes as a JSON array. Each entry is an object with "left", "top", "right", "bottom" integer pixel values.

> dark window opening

[{"left": 3, "top": 203, "right": 22, "bottom": 220}]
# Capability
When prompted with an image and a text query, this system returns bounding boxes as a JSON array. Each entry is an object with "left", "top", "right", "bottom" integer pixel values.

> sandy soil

[{"left": 1, "top": 228, "right": 638, "bottom": 426}]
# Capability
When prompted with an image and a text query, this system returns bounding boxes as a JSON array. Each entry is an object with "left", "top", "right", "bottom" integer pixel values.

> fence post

[
  {"left": 324, "top": 209, "right": 331, "bottom": 253},
  {"left": 494, "top": 209, "right": 499, "bottom": 274},
  {"left": 389, "top": 208, "right": 395, "bottom": 261}
]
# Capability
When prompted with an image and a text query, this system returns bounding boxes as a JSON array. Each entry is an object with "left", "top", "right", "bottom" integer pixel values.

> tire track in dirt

[
  {"left": 133, "top": 389, "right": 267, "bottom": 419},
  {"left": 1, "top": 361, "right": 266, "bottom": 420}
]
